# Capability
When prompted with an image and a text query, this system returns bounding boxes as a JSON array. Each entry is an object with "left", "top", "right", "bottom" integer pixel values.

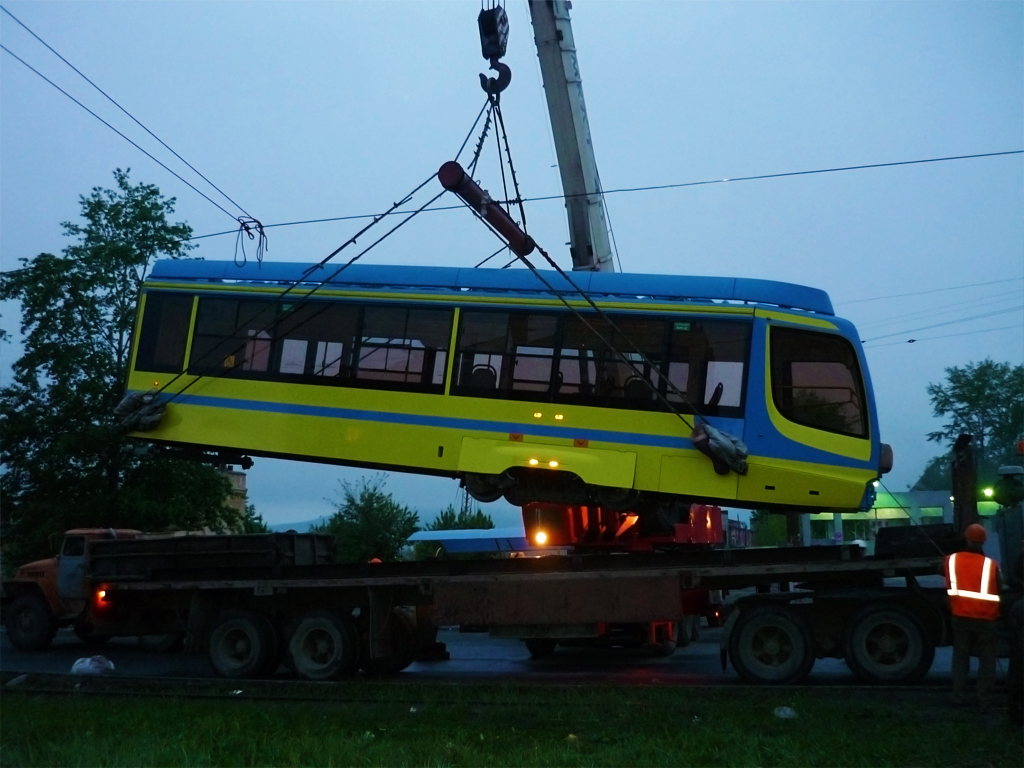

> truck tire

[
  {"left": 524, "top": 638, "right": 557, "bottom": 658},
  {"left": 208, "top": 611, "right": 275, "bottom": 679},
  {"left": 360, "top": 608, "right": 416, "bottom": 675},
  {"left": 5, "top": 594, "right": 58, "bottom": 651},
  {"left": 843, "top": 604, "right": 934, "bottom": 685},
  {"left": 287, "top": 609, "right": 358, "bottom": 681},
  {"left": 729, "top": 605, "right": 814, "bottom": 685}
]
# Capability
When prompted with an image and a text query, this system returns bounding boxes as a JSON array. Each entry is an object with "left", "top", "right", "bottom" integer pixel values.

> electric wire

[
  {"left": 860, "top": 305, "right": 1023, "bottom": 343},
  {"left": 853, "top": 288, "right": 1023, "bottom": 330},
  {"left": 839, "top": 277, "right": 1024, "bottom": 306},
  {"left": 179, "top": 151, "right": 1024, "bottom": 246},
  {"left": 863, "top": 324, "right": 1022, "bottom": 349},
  {"left": 150, "top": 172, "right": 436, "bottom": 400},
  {"left": 0, "top": 43, "right": 238, "bottom": 223},
  {"left": 499, "top": 151, "right": 1024, "bottom": 206},
  {"left": 0, "top": 5, "right": 255, "bottom": 222}
]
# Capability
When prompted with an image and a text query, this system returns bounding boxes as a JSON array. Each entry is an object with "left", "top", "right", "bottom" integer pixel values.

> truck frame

[{"left": 36, "top": 524, "right": 971, "bottom": 685}]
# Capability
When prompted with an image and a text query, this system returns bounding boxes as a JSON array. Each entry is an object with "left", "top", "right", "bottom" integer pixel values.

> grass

[{"left": 1, "top": 675, "right": 1020, "bottom": 767}]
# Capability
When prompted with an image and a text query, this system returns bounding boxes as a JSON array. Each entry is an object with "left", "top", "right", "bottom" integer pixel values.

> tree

[
  {"left": 427, "top": 504, "right": 495, "bottom": 531},
  {"left": 0, "top": 169, "right": 237, "bottom": 571},
  {"left": 413, "top": 502, "right": 496, "bottom": 560},
  {"left": 749, "top": 510, "right": 787, "bottom": 547},
  {"left": 312, "top": 476, "right": 420, "bottom": 562},
  {"left": 913, "top": 359, "right": 1024, "bottom": 490}
]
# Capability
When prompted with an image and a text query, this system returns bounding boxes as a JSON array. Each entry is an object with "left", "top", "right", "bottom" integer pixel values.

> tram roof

[{"left": 148, "top": 261, "right": 835, "bottom": 315}]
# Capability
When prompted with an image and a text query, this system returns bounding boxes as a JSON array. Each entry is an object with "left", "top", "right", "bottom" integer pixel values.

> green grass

[{"left": 1, "top": 677, "right": 1020, "bottom": 767}]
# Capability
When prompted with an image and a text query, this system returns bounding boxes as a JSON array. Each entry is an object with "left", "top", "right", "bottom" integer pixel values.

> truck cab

[{"left": 2, "top": 528, "right": 142, "bottom": 650}]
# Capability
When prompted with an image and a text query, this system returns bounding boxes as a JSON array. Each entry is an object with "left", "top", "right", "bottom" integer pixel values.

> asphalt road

[{"left": 0, "top": 624, "right": 971, "bottom": 687}]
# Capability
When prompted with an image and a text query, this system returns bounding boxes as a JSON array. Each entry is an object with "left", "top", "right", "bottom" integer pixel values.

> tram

[{"left": 123, "top": 259, "right": 891, "bottom": 513}]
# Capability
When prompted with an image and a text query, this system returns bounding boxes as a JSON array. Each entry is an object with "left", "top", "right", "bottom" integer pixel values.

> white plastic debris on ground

[{"left": 70, "top": 656, "right": 115, "bottom": 675}]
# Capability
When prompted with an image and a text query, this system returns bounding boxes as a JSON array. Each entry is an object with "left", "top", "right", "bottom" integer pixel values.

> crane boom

[{"left": 528, "top": 0, "right": 614, "bottom": 272}]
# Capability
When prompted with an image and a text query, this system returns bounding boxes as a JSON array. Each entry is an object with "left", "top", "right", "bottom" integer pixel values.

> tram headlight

[
  {"left": 529, "top": 459, "right": 539, "bottom": 466},
  {"left": 534, "top": 530, "right": 548, "bottom": 545},
  {"left": 548, "top": 460, "right": 558, "bottom": 468}
]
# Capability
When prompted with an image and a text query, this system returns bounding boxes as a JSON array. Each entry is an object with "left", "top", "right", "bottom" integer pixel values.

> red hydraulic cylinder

[{"left": 437, "top": 161, "right": 535, "bottom": 257}]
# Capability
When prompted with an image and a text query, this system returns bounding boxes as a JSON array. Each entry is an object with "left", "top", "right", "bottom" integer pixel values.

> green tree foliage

[
  {"left": 427, "top": 504, "right": 495, "bottom": 531},
  {"left": 413, "top": 502, "right": 496, "bottom": 560},
  {"left": 914, "top": 359, "right": 1024, "bottom": 490},
  {"left": 239, "top": 503, "right": 271, "bottom": 534},
  {"left": 312, "top": 476, "right": 420, "bottom": 562},
  {"left": 749, "top": 510, "right": 787, "bottom": 547},
  {"left": 0, "top": 169, "right": 237, "bottom": 570}
]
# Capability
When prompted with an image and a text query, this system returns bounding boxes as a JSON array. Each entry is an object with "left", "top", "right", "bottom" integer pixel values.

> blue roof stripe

[{"left": 147, "top": 260, "right": 835, "bottom": 315}]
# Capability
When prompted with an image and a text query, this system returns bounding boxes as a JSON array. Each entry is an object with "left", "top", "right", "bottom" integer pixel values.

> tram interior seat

[
  {"left": 623, "top": 376, "right": 652, "bottom": 401},
  {"left": 469, "top": 365, "right": 498, "bottom": 390}
]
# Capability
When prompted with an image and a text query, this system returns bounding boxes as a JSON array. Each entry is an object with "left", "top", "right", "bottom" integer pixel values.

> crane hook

[{"left": 479, "top": 58, "right": 512, "bottom": 96}]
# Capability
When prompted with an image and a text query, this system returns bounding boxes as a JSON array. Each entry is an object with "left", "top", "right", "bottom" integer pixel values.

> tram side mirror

[{"left": 878, "top": 443, "right": 894, "bottom": 475}]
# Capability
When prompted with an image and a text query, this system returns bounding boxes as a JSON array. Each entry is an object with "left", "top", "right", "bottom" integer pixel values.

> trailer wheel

[
  {"left": 729, "top": 605, "right": 814, "bottom": 684},
  {"left": 360, "top": 608, "right": 416, "bottom": 676},
  {"left": 843, "top": 605, "right": 934, "bottom": 685},
  {"left": 208, "top": 611, "right": 274, "bottom": 679},
  {"left": 5, "top": 594, "right": 58, "bottom": 651},
  {"left": 524, "top": 638, "right": 557, "bottom": 658},
  {"left": 287, "top": 610, "right": 358, "bottom": 681}
]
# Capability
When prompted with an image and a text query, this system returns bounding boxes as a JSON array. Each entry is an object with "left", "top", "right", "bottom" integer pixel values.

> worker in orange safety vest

[{"left": 943, "top": 523, "right": 1001, "bottom": 707}]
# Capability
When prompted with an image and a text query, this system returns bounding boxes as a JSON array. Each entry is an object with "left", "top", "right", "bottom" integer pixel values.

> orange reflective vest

[{"left": 944, "top": 551, "right": 1001, "bottom": 620}]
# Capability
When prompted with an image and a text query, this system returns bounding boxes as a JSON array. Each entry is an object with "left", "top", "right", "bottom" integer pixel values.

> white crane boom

[{"left": 528, "top": 0, "right": 614, "bottom": 272}]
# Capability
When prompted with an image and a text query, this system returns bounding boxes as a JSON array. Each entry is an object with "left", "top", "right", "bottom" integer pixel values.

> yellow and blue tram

[{"left": 125, "top": 260, "right": 892, "bottom": 512}]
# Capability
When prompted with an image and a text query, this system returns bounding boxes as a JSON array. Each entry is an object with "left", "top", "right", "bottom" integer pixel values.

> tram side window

[
  {"left": 134, "top": 292, "right": 194, "bottom": 373},
  {"left": 770, "top": 326, "right": 867, "bottom": 437},
  {"left": 274, "top": 302, "right": 358, "bottom": 380},
  {"left": 189, "top": 298, "right": 276, "bottom": 374},
  {"left": 557, "top": 315, "right": 665, "bottom": 408},
  {"left": 354, "top": 307, "right": 452, "bottom": 391},
  {"left": 666, "top": 321, "right": 750, "bottom": 415}
]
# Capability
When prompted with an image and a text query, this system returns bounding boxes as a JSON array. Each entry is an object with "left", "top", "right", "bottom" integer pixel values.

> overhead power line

[
  {"left": 860, "top": 305, "right": 1023, "bottom": 343},
  {"left": 863, "top": 324, "right": 1023, "bottom": 349},
  {"left": 182, "top": 151, "right": 1024, "bottom": 244},
  {"left": 839, "top": 277, "right": 1024, "bottom": 305},
  {"left": 0, "top": 43, "right": 240, "bottom": 222},
  {"left": 504, "top": 151, "right": 1024, "bottom": 205},
  {"left": 0, "top": 5, "right": 254, "bottom": 221},
  {"left": 854, "top": 289, "right": 1023, "bottom": 331}
]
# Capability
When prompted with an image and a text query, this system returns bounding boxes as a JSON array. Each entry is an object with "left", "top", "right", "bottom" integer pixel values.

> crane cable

[{"left": 129, "top": 99, "right": 499, "bottom": 413}]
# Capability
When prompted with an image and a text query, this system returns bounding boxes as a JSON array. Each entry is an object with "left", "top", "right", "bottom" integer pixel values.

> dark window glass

[
  {"left": 188, "top": 298, "right": 452, "bottom": 393},
  {"left": 134, "top": 292, "right": 194, "bottom": 373},
  {"left": 666, "top": 320, "right": 750, "bottom": 416},
  {"left": 453, "top": 310, "right": 750, "bottom": 415},
  {"left": 274, "top": 302, "right": 358, "bottom": 381},
  {"left": 556, "top": 315, "right": 665, "bottom": 408},
  {"left": 189, "top": 298, "right": 276, "bottom": 375},
  {"left": 353, "top": 306, "right": 452, "bottom": 392},
  {"left": 61, "top": 536, "right": 86, "bottom": 557},
  {"left": 770, "top": 326, "right": 867, "bottom": 437}
]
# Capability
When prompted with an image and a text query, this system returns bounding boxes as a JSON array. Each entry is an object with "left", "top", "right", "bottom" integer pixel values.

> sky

[{"left": 1, "top": 1, "right": 1021, "bottom": 528}]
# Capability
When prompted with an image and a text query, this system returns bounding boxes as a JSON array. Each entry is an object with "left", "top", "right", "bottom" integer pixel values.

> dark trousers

[{"left": 951, "top": 615, "right": 997, "bottom": 705}]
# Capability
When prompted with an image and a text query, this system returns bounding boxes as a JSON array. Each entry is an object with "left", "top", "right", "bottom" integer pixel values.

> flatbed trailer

[{"left": 82, "top": 530, "right": 963, "bottom": 685}]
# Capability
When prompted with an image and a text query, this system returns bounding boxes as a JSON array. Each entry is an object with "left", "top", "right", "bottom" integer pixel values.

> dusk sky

[{"left": 2, "top": 1, "right": 1021, "bottom": 527}]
